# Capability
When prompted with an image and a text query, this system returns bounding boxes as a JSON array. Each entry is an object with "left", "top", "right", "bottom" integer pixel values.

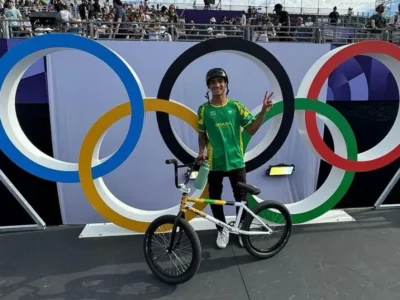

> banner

[{"left": 46, "top": 41, "right": 331, "bottom": 224}]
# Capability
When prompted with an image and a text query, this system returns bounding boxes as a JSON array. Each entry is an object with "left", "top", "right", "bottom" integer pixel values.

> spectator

[
  {"left": 0, "top": 0, "right": 390, "bottom": 45},
  {"left": 215, "top": 27, "right": 226, "bottom": 38},
  {"left": 389, "top": 4, "right": 400, "bottom": 29},
  {"left": 54, "top": 0, "right": 63, "bottom": 13},
  {"left": 4, "top": 0, "right": 22, "bottom": 37},
  {"left": 240, "top": 10, "right": 246, "bottom": 26},
  {"left": 388, "top": 3, "right": 400, "bottom": 43},
  {"left": 58, "top": 3, "right": 73, "bottom": 31},
  {"left": 293, "top": 16, "right": 311, "bottom": 42},
  {"left": 186, "top": 20, "right": 199, "bottom": 39},
  {"left": 265, "top": 18, "right": 276, "bottom": 38},
  {"left": 147, "top": 21, "right": 159, "bottom": 40},
  {"left": 158, "top": 25, "right": 172, "bottom": 41},
  {"left": 206, "top": 26, "right": 213, "bottom": 39},
  {"left": 329, "top": 6, "right": 339, "bottom": 25},
  {"left": 92, "top": 0, "right": 101, "bottom": 18},
  {"left": 304, "top": 17, "right": 313, "bottom": 27},
  {"left": 113, "top": 0, "right": 126, "bottom": 39},
  {"left": 78, "top": 0, "right": 88, "bottom": 20},
  {"left": 369, "top": 4, "right": 387, "bottom": 38},
  {"left": 273, "top": 3, "right": 290, "bottom": 41},
  {"left": 167, "top": 4, "right": 177, "bottom": 23},
  {"left": 66, "top": 19, "right": 82, "bottom": 35}
]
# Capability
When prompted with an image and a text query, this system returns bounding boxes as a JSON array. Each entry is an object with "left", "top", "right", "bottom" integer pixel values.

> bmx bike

[{"left": 143, "top": 159, "right": 292, "bottom": 285}]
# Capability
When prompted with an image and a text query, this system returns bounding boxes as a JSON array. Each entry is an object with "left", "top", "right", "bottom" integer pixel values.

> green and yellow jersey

[{"left": 197, "top": 99, "right": 255, "bottom": 172}]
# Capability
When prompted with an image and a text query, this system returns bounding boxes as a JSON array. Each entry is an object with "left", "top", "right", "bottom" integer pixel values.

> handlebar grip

[{"left": 165, "top": 159, "right": 178, "bottom": 165}]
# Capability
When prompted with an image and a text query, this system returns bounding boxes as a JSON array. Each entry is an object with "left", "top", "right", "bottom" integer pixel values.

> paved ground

[{"left": 1, "top": 209, "right": 400, "bottom": 300}]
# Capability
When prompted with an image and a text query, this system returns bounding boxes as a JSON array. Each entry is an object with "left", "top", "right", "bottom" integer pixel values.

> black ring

[{"left": 156, "top": 38, "right": 295, "bottom": 173}]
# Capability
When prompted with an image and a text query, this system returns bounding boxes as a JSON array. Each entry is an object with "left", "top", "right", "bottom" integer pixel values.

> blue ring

[{"left": 0, "top": 34, "right": 144, "bottom": 183}]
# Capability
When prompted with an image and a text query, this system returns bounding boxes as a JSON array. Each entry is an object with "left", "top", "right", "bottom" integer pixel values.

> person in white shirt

[
  {"left": 58, "top": 4, "right": 73, "bottom": 30},
  {"left": 4, "top": 0, "right": 22, "bottom": 37},
  {"left": 216, "top": 27, "right": 227, "bottom": 38},
  {"left": 158, "top": 26, "right": 172, "bottom": 41},
  {"left": 147, "top": 22, "right": 159, "bottom": 41},
  {"left": 304, "top": 17, "right": 313, "bottom": 27},
  {"left": 389, "top": 4, "right": 400, "bottom": 43},
  {"left": 240, "top": 11, "right": 246, "bottom": 26},
  {"left": 253, "top": 31, "right": 268, "bottom": 42}
]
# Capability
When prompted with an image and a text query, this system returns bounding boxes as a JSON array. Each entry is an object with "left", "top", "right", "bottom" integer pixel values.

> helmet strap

[
  {"left": 205, "top": 81, "right": 228, "bottom": 103},
  {"left": 205, "top": 91, "right": 210, "bottom": 102}
]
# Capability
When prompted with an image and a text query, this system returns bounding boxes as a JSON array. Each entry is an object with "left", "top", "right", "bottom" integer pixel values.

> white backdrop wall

[{"left": 46, "top": 41, "right": 331, "bottom": 225}]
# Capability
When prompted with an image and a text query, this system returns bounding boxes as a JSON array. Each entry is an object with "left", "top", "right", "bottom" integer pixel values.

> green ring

[{"left": 242, "top": 98, "right": 357, "bottom": 224}]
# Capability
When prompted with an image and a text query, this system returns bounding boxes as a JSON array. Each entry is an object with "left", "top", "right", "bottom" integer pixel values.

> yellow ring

[{"left": 78, "top": 98, "right": 208, "bottom": 232}]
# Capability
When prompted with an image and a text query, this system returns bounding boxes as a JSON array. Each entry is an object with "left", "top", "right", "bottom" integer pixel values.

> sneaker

[{"left": 216, "top": 227, "right": 229, "bottom": 249}]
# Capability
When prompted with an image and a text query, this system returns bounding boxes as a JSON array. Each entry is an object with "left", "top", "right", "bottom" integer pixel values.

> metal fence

[
  {"left": 6, "top": 3, "right": 373, "bottom": 17},
  {"left": 1, "top": 20, "right": 396, "bottom": 45}
]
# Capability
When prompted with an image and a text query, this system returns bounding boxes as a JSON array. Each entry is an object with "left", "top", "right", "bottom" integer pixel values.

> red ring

[{"left": 306, "top": 41, "right": 400, "bottom": 172}]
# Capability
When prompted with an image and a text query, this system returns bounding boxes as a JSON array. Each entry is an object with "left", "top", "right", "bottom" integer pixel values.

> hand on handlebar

[{"left": 196, "top": 152, "right": 207, "bottom": 165}]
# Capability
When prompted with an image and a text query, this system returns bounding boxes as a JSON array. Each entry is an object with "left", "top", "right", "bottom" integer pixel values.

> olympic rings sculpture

[{"left": 0, "top": 34, "right": 399, "bottom": 231}]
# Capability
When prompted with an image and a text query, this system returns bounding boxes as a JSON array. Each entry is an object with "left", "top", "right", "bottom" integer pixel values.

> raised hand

[{"left": 262, "top": 91, "right": 274, "bottom": 113}]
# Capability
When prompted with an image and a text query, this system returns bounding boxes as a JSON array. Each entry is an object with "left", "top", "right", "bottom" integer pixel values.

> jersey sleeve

[
  {"left": 236, "top": 101, "right": 255, "bottom": 128},
  {"left": 197, "top": 105, "right": 206, "bottom": 132}
]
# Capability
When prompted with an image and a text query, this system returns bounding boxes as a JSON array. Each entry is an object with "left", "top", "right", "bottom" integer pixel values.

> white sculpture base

[{"left": 79, "top": 209, "right": 355, "bottom": 238}]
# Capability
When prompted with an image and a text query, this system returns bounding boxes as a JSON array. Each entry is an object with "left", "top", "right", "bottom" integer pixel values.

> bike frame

[
  {"left": 179, "top": 194, "right": 274, "bottom": 236},
  {"left": 165, "top": 159, "right": 274, "bottom": 253}
]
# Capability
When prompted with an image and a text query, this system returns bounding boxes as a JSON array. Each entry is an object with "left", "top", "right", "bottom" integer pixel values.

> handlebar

[{"left": 165, "top": 158, "right": 196, "bottom": 189}]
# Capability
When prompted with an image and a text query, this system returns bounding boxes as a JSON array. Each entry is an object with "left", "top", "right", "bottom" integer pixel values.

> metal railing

[
  {"left": 4, "top": 3, "right": 373, "bottom": 16},
  {"left": 1, "top": 20, "right": 396, "bottom": 45},
  {"left": 3, "top": 5, "right": 52, "bottom": 13}
]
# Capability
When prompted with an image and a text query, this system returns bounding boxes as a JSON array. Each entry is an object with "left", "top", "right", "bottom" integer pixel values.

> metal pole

[
  {"left": 374, "top": 168, "right": 400, "bottom": 210},
  {"left": 0, "top": 169, "right": 46, "bottom": 233}
]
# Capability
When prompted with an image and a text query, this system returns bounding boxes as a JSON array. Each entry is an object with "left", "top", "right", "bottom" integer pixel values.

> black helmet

[{"left": 206, "top": 68, "right": 229, "bottom": 85}]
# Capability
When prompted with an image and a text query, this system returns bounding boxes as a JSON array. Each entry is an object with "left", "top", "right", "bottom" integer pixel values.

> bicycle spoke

[
  {"left": 147, "top": 221, "right": 194, "bottom": 277},
  {"left": 246, "top": 206, "right": 289, "bottom": 253}
]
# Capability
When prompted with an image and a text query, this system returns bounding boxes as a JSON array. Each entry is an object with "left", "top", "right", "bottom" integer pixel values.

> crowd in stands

[{"left": 0, "top": 0, "right": 399, "bottom": 43}]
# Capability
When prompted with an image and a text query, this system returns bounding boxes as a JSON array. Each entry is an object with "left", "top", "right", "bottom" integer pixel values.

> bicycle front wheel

[
  {"left": 242, "top": 200, "right": 292, "bottom": 259},
  {"left": 143, "top": 214, "right": 202, "bottom": 285}
]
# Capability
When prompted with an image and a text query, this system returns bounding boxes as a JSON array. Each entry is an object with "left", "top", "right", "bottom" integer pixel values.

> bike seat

[{"left": 237, "top": 182, "right": 260, "bottom": 196}]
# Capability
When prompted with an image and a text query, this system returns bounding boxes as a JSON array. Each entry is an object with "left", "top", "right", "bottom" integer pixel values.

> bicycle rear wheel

[
  {"left": 143, "top": 214, "right": 202, "bottom": 285},
  {"left": 241, "top": 200, "right": 292, "bottom": 259}
]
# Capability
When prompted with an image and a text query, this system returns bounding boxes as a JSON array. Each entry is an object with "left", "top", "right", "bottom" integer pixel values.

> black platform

[{"left": 1, "top": 209, "right": 400, "bottom": 300}]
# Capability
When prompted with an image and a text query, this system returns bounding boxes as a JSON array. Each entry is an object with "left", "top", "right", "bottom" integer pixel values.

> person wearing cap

[
  {"left": 196, "top": 68, "right": 273, "bottom": 249},
  {"left": 273, "top": 3, "right": 290, "bottom": 41}
]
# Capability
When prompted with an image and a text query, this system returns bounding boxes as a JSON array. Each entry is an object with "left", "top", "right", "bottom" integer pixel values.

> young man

[{"left": 196, "top": 68, "right": 273, "bottom": 249}]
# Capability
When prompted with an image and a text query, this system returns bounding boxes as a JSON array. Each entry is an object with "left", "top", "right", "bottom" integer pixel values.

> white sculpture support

[
  {"left": 0, "top": 169, "right": 46, "bottom": 232},
  {"left": 374, "top": 168, "right": 400, "bottom": 210}
]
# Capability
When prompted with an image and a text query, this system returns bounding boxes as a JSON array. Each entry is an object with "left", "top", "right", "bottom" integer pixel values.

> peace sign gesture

[{"left": 262, "top": 91, "right": 274, "bottom": 113}]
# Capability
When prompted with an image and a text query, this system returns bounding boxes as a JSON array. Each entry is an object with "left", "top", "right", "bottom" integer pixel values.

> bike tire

[
  {"left": 143, "top": 214, "right": 202, "bottom": 284},
  {"left": 241, "top": 200, "right": 292, "bottom": 259}
]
